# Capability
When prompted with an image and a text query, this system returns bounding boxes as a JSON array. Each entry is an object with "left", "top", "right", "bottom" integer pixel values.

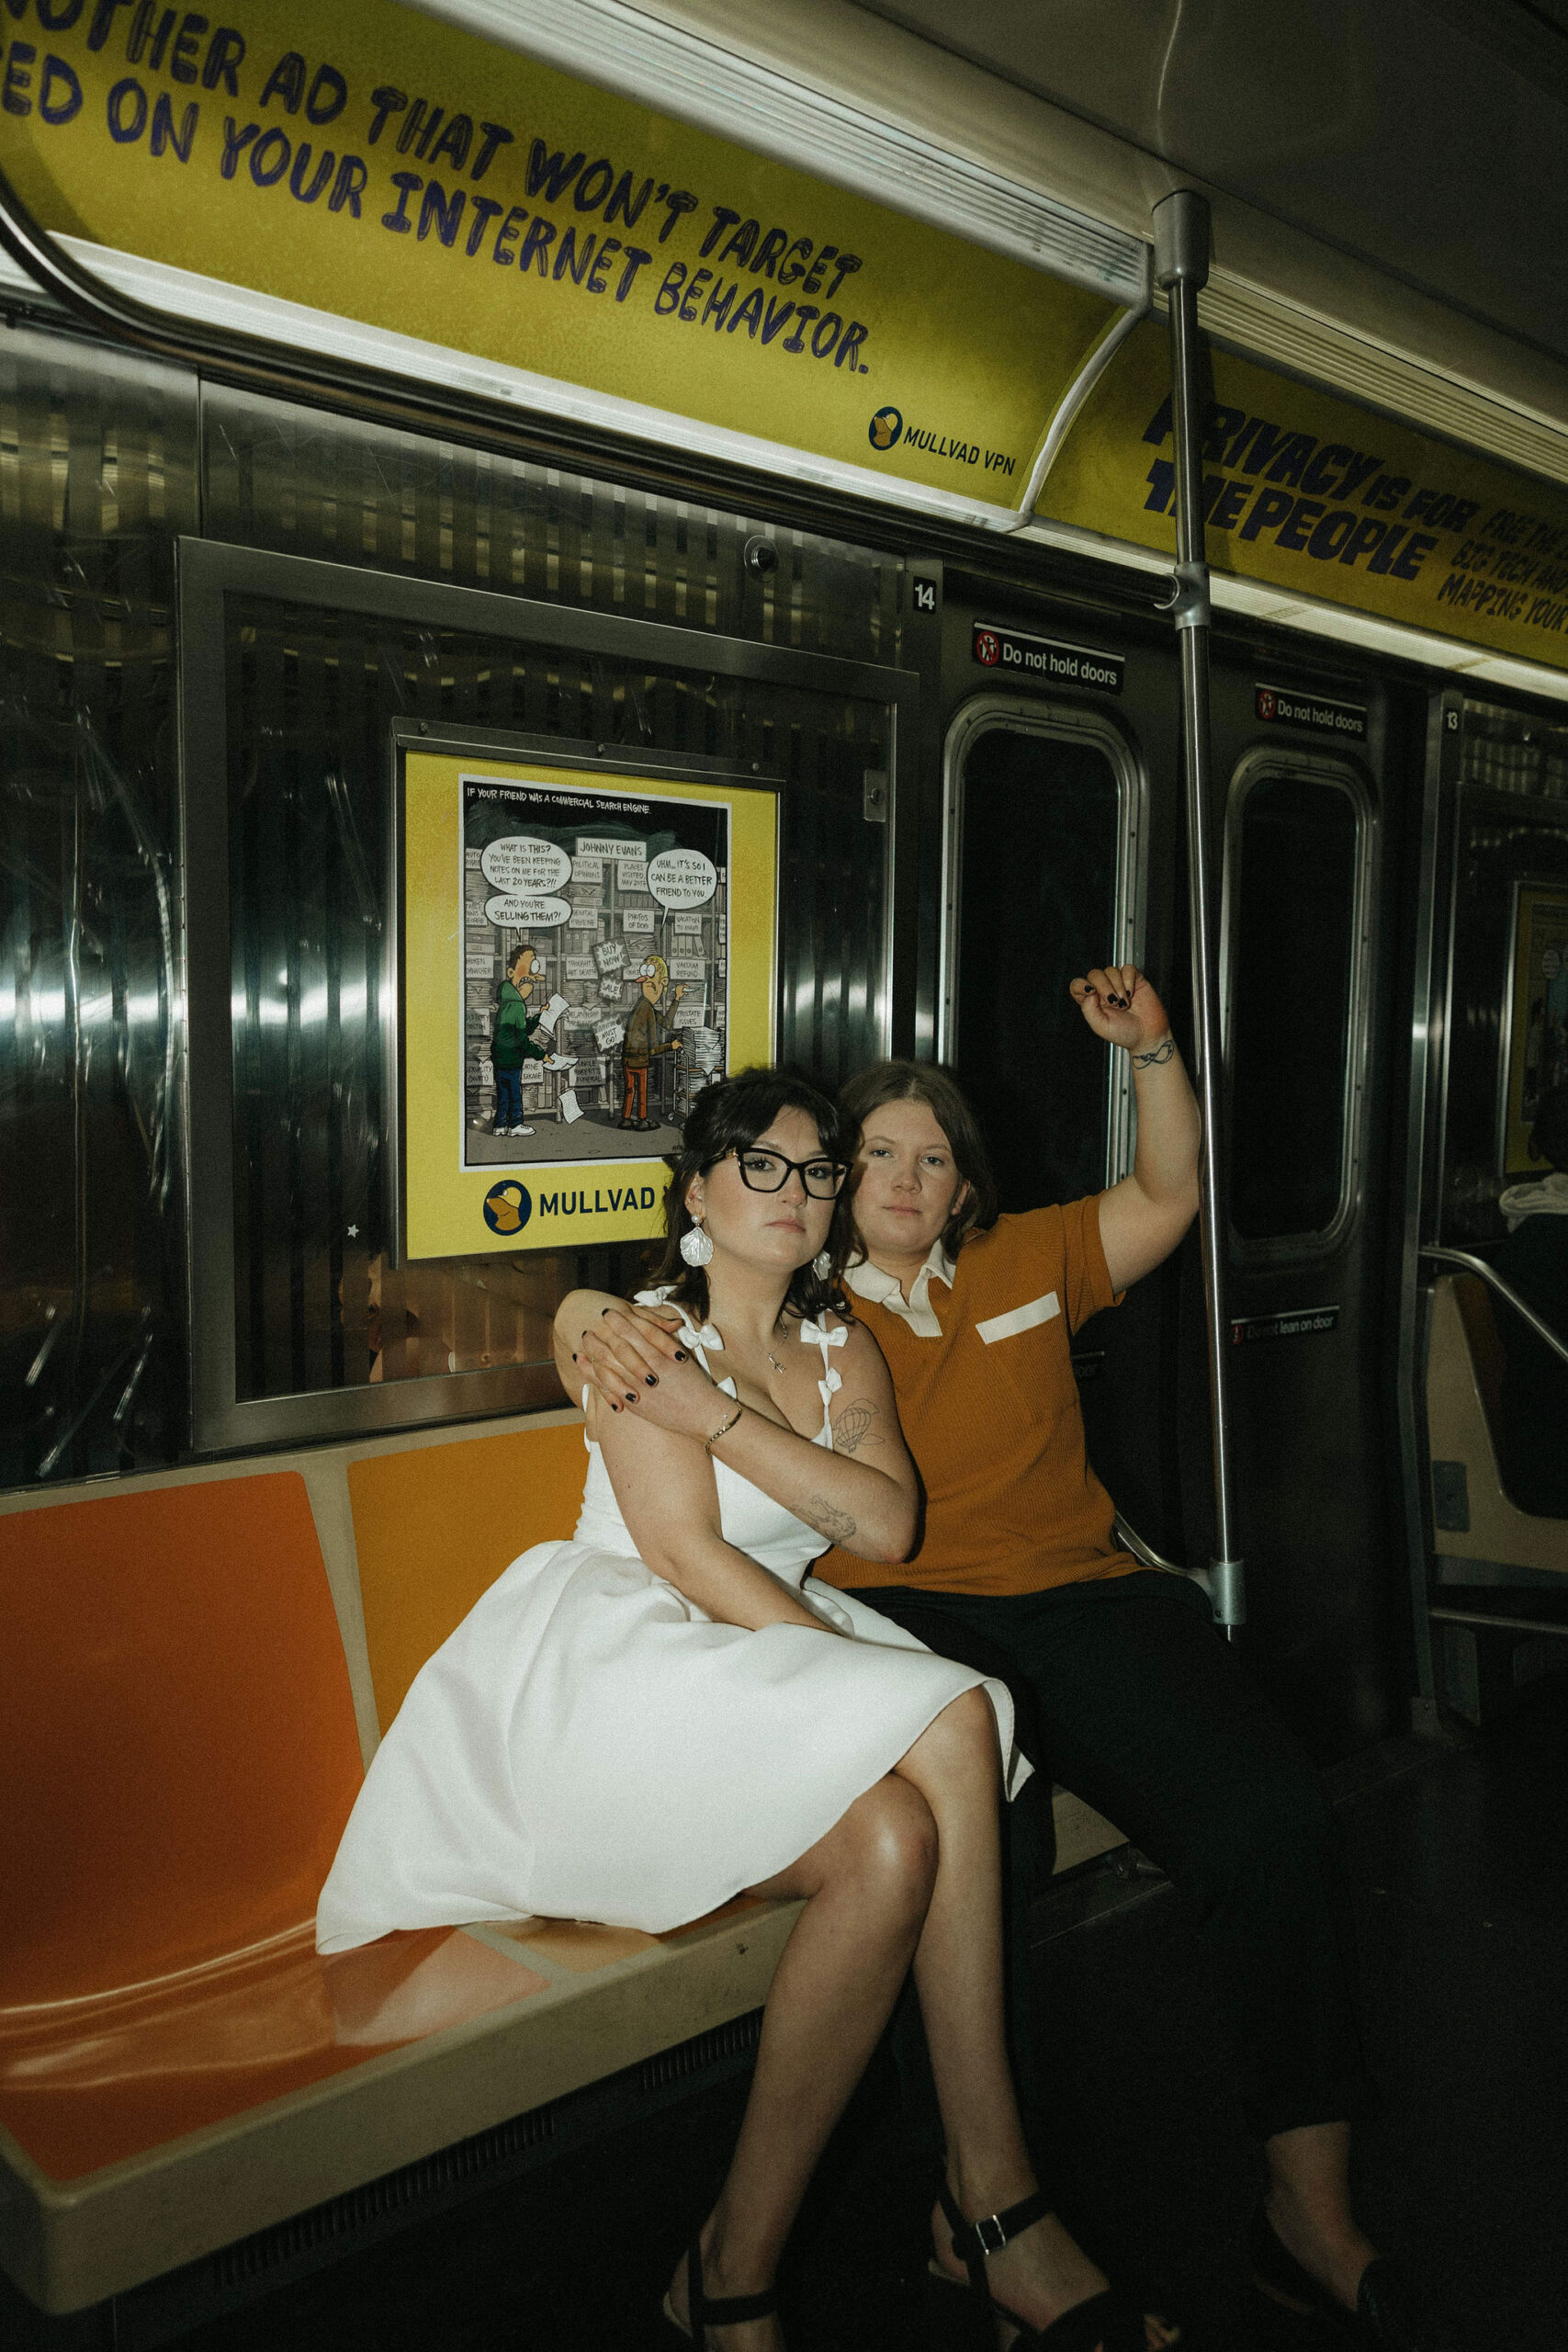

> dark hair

[
  {"left": 651, "top": 1066, "right": 857, "bottom": 1322},
  {"left": 838, "top": 1059, "right": 998, "bottom": 1257},
  {"left": 1529, "top": 1081, "right": 1568, "bottom": 1171}
]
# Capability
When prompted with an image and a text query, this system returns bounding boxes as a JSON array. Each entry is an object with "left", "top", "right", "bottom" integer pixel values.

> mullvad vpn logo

[
  {"left": 483, "top": 1181, "right": 532, "bottom": 1234},
  {"left": 868, "top": 407, "right": 903, "bottom": 451}
]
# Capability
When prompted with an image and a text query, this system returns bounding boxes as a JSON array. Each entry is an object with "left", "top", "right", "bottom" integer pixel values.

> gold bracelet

[{"left": 704, "top": 1403, "right": 744, "bottom": 1454}]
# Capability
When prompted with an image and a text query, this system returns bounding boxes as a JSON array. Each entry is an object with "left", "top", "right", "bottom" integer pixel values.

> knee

[
  {"left": 843, "top": 1777, "right": 938, "bottom": 1918},
  {"left": 922, "top": 1683, "right": 1000, "bottom": 1779}
]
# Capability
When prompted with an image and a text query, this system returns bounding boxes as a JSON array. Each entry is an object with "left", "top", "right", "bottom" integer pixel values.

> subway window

[
  {"left": 947, "top": 720, "right": 1132, "bottom": 1211},
  {"left": 1225, "top": 764, "right": 1370, "bottom": 1246}
]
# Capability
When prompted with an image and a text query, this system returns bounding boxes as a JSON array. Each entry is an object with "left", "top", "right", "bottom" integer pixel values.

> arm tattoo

[
  {"left": 802, "top": 1494, "right": 857, "bottom": 1544},
  {"left": 830, "top": 1399, "right": 876, "bottom": 1456},
  {"left": 1132, "top": 1035, "right": 1176, "bottom": 1069}
]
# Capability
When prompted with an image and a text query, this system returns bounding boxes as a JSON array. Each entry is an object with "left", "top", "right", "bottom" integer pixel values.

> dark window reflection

[
  {"left": 955, "top": 729, "right": 1121, "bottom": 1211},
  {"left": 1228, "top": 774, "right": 1360, "bottom": 1241}
]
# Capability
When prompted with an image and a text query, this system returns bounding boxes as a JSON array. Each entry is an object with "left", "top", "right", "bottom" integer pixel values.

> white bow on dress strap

[{"left": 800, "top": 1316, "right": 846, "bottom": 1418}]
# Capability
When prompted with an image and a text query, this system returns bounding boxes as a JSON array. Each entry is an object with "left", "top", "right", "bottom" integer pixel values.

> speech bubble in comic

[
  {"left": 647, "top": 848, "right": 717, "bottom": 910},
  {"left": 484, "top": 894, "right": 572, "bottom": 927},
  {"left": 479, "top": 836, "right": 572, "bottom": 899}
]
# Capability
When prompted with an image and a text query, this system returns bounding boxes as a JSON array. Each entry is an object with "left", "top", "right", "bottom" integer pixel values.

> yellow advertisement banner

[
  {"left": 1048, "top": 322, "right": 1568, "bottom": 675},
  {"left": 403, "top": 752, "right": 776, "bottom": 1260},
  {"left": 0, "top": 0, "right": 1116, "bottom": 503}
]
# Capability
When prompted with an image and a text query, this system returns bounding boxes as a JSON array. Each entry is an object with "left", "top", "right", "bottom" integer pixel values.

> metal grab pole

[{"left": 1152, "top": 189, "right": 1246, "bottom": 1634}]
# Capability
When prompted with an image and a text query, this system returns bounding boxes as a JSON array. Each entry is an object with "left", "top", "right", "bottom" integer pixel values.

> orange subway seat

[
  {"left": 347, "top": 1420, "right": 588, "bottom": 1732},
  {"left": 0, "top": 1928, "right": 545, "bottom": 2181},
  {"left": 0, "top": 1475, "right": 538, "bottom": 2179}
]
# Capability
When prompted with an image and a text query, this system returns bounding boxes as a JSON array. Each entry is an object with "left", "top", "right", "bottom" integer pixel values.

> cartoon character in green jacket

[{"left": 492, "top": 946, "right": 547, "bottom": 1136}]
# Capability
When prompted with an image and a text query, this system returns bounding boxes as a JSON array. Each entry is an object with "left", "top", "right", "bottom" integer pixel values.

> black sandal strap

[
  {"left": 947, "top": 2187, "right": 1052, "bottom": 2267},
  {"left": 934, "top": 2180, "right": 1179, "bottom": 2352},
  {"left": 1024, "top": 2285, "right": 1164, "bottom": 2351},
  {"left": 687, "top": 2231, "right": 778, "bottom": 2329}
]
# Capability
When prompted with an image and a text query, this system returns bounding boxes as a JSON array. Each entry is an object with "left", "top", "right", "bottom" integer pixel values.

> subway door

[
  {"left": 1208, "top": 662, "right": 1407, "bottom": 1755},
  {"left": 935, "top": 610, "right": 1190, "bottom": 1564}
]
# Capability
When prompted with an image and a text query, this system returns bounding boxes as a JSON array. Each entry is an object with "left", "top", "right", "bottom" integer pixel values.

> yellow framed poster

[
  {"left": 400, "top": 749, "right": 778, "bottom": 1258},
  {"left": 1504, "top": 883, "right": 1568, "bottom": 1177}
]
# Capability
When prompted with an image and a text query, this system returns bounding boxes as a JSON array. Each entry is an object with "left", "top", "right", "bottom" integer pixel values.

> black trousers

[{"left": 846, "top": 1571, "right": 1373, "bottom": 2149}]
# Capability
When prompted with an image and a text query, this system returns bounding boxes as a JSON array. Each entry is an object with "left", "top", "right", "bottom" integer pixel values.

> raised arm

[{"left": 1071, "top": 964, "right": 1201, "bottom": 1292}]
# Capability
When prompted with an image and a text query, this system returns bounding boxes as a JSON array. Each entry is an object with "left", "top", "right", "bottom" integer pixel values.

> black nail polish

[
  {"left": 626, "top": 1392, "right": 637, "bottom": 1403},
  {"left": 673, "top": 1349, "right": 688, "bottom": 1361},
  {"left": 646, "top": 1374, "right": 659, "bottom": 1386}
]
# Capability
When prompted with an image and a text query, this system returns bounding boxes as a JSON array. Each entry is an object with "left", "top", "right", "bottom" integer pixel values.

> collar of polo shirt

[{"left": 843, "top": 1239, "right": 958, "bottom": 1340}]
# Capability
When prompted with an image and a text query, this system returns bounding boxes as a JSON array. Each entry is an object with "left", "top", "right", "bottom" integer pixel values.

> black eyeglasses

[{"left": 730, "top": 1148, "right": 848, "bottom": 1198}]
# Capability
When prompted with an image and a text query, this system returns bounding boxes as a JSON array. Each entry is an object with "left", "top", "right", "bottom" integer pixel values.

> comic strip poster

[
  {"left": 1505, "top": 884, "right": 1568, "bottom": 1176},
  {"left": 400, "top": 754, "right": 778, "bottom": 1258}
]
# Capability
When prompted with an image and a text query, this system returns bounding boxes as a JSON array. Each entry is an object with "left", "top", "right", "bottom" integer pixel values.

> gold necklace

[{"left": 708, "top": 1309, "right": 787, "bottom": 1376}]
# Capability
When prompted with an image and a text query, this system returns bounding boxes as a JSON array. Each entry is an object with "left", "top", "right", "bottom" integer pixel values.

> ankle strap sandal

[
  {"left": 936, "top": 2178, "right": 1182, "bottom": 2351},
  {"left": 662, "top": 2229, "right": 777, "bottom": 2342},
  {"left": 1250, "top": 2204, "right": 1455, "bottom": 2352}
]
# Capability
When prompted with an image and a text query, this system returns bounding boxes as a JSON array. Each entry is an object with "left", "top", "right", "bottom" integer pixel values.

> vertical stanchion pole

[{"left": 1152, "top": 188, "right": 1245, "bottom": 1633}]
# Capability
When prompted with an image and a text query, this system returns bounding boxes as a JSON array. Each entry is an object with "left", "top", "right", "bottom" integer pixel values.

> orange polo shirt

[{"left": 815, "top": 1199, "right": 1138, "bottom": 1599}]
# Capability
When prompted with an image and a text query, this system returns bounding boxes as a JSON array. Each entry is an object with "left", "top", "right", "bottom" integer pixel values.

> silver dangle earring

[
  {"left": 680, "top": 1219, "right": 714, "bottom": 1268},
  {"left": 812, "top": 1250, "right": 833, "bottom": 1280}
]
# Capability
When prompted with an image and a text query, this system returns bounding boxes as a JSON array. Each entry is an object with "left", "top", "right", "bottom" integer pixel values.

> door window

[
  {"left": 1224, "top": 760, "right": 1372, "bottom": 1249},
  {"left": 942, "top": 709, "right": 1141, "bottom": 1211}
]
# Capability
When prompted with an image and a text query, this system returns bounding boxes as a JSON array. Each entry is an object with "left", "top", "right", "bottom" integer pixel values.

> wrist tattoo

[{"left": 1132, "top": 1035, "right": 1176, "bottom": 1069}]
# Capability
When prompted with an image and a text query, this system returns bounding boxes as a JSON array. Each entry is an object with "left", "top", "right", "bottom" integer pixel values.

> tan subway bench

[{"left": 0, "top": 1410, "right": 1122, "bottom": 2315}]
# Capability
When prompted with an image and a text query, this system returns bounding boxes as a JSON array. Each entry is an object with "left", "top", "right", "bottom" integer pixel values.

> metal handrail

[
  {"left": 1422, "top": 1244, "right": 1568, "bottom": 1372},
  {"left": 1112, "top": 1512, "right": 1213, "bottom": 1601},
  {"left": 1152, "top": 187, "right": 1243, "bottom": 1637}
]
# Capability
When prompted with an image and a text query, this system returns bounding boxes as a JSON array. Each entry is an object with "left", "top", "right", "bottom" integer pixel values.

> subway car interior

[{"left": 1, "top": 1, "right": 1566, "bottom": 2346}]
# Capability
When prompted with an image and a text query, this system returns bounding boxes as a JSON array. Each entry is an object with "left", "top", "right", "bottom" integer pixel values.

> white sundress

[{"left": 316, "top": 1300, "right": 1030, "bottom": 1951}]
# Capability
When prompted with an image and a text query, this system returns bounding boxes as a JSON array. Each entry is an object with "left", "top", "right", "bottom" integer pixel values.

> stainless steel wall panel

[
  {"left": 0, "top": 329, "right": 197, "bottom": 1490},
  {"left": 184, "top": 543, "right": 908, "bottom": 1442},
  {"left": 3, "top": 348, "right": 908, "bottom": 1475},
  {"left": 200, "top": 389, "right": 905, "bottom": 665}
]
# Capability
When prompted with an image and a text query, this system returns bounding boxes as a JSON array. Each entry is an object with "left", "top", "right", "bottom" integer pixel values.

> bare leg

[
  {"left": 665, "top": 1771, "right": 937, "bottom": 2347},
  {"left": 1263, "top": 2121, "right": 1377, "bottom": 2309},
  {"left": 891, "top": 1689, "right": 1119, "bottom": 2331}
]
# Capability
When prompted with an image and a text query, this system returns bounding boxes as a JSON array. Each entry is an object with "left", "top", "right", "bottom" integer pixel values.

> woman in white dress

[{"left": 318, "top": 1070, "right": 1174, "bottom": 2351}]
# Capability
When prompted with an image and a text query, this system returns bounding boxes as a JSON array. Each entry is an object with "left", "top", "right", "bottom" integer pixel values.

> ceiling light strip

[{"left": 410, "top": 0, "right": 1149, "bottom": 303}]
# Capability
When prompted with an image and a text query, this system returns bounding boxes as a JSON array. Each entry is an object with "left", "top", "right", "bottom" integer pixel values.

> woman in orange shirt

[{"left": 570, "top": 969, "right": 1441, "bottom": 2352}]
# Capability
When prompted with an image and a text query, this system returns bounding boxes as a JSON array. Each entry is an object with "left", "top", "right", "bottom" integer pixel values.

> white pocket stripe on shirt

[{"left": 976, "top": 1292, "right": 1060, "bottom": 1345}]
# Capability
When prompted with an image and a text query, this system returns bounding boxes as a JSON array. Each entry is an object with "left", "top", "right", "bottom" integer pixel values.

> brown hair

[{"left": 839, "top": 1059, "right": 998, "bottom": 1257}]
